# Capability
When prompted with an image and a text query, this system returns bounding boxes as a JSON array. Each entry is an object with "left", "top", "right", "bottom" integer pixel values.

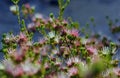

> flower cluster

[{"left": 0, "top": 2, "right": 119, "bottom": 78}]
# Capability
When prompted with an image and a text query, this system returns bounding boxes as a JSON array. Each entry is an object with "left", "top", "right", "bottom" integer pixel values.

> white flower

[
  {"left": 66, "top": 58, "right": 73, "bottom": 66},
  {"left": 54, "top": 35, "right": 60, "bottom": 43},
  {"left": 101, "top": 47, "right": 110, "bottom": 55},
  {"left": 8, "top": 48, "right": 16, "bottom": 54},
  {"left": 21, "top": 60, "right": 40, "bottom": 75},
  {"left": 57, "top": 72, "right": 69, "bottom": 78},
  {"left": 48, "top": 31, "right": 55, "bottom": 39},
  {"left": 2, "top": 59, "right": 15, "bottom": 72},
  {"left": 0, "top": 62, "right": 5, "bottom": 70},
  {"left": 26, "top": 41, "right": 33, "bottom": 46},
  {"left": 73, "top": 56, "right": 81, "bottom": 64},
  {"left": 80, "top": 37, "right": 88, "bottom": 44},
  {"left": 66, "top": 56, "right": 81, "bottom": 66},
  {"left": 5, "top": 33, "right": 16, "bottom": 42},
  {"left": 10, "top": 5, "right": 19, "bottom": 12},
  {"left": 34, "top": 13, "right": 43, "bottom": 19}
]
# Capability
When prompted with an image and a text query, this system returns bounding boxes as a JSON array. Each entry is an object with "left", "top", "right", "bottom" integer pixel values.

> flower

[
  {"left": 13, "top": 49, "right": 25, "bottom": 61},
  {"left": 68, "top": 67, "right": 78, "bottom": 77},
  {"left": 8, "top": 48, "right": 16, "bottom": 54},
  {"left": 21, "top": 60, "right": 40, "bottom": 76},
  {"left": 39, "top": 38, "right": 46, "bottom": 44},
  {"left": 4, "top": 33, "right": 16, "bottom": 43},
  {"left": 10, "top": 5, "right": 18, "bottom": 14},
  {"left": 44, "top": 62, "right": 50, "bottom": 69},
  {"left": 66, "top": 57, "right": 74, "bottom": 67},
  {"left": 24, "top": 3, "right": 30, "bottom": 9},
  {"left": 0, "top": 62, "right": 5, "bottom": 70},
  {"left": 73, "top": 56, "right": 81, "bottom": 64},
  {"left": 18, "top": 32, "right": 28, "bottom": 44},
  {"left": 74, "top": 40, "right": 81, "bottom": 47},
  {"left": 68, "top": 29, "right": 79, "bottom": 37},
  {"left": 86, "top": 46, "right": 97, "bottom": 55},
  {"left": 55, "top": 58, "right": 61, "bottom": 66},
  {"left": 27, "top": 23, "right": 36, "bottom": 32},
  {"left": 48, "top": 31, "right": 55, "bottom": 39},
  {"left": 113, "top": 67, "right": 120, "bottom": 76},
  {"left": 34, "top": 13, "right": 44, "bottom": 19},
  {"left": 52, "top": 49, "right": 60, "bottom": 55},
  {"left": 2, "top": 59, "right": 24, "bottom": 77},
  {"left": 26, "top": 41, "right": 33, "bottom": 47},
  {"left": 12, "top": 66, "right": 24, "bottom": 77},
  {"left": 66, "top": 57, "right": 81, "bottom": 67},
  {"left": 80, "top": 37, "right": 88, "bottom": 44},
  {"left": 101, "top": 47, "right": 110, "bottom": 55},
  {"left": 57, "top": 72, "right": 69, "bottom": 78},
  {"left": 40, "top": 45, "right": 49, "bottom": 56},
  {"left": 33, "top": 46, "right": 40, "bottom": 54},
  {"left": 54, "top": 35, "right": 60, "bottom": 44}
]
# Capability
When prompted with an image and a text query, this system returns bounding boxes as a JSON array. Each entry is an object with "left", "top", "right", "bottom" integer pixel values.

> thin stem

[
  {"left": 58, "top": 0, "right": 70, "bottom": 21},
  {"left": 15, "top": 4, "right": 21, "bottom": 25}
]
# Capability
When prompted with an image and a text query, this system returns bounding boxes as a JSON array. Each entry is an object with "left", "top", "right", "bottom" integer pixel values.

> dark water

[{"left": 0, "top": 0, "right": 120, "bottom": 60}]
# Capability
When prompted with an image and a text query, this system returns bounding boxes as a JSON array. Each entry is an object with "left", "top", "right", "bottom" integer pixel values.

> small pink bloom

[
  {"left": 39, "top": 38, "right": 46, "bottom": 44},
  {"left": 45, "top": 72, "right": 56, "bottom": 78},
  {"left": 27, "top": 23, "right": 36, "bottom": 32},
  {"left": 40, "top": 46, "right": 48, "bottom": 56},
  {"left": 25, "top": 3, "right": 30, "bottom": 9},
  {"left": 33, "top": 46, "right": 40, "bottom": 54},
  {"left": 62, "top": 20, "right": 68, "bottom": 25},
  {"left": 68, "top": 67, "right": 78, "bottom": 77},
  {"left": 19, "top": 32, "right": 27, "bottom": 42},
  {"left": 44, "top": 63, "right": 50, "bottom": 69},
  {"left": 74, "top": 40, "right": 80, "bottom": 47},
  {"left": 86, "top": 46, "right": 97, "bottom": 55},
  {"left": 113, "top": 67, "right": 120, "bottom": 76},
  {"left": 36, "top": 21, "right": 40, "bottom": 27},
  {"left": 66, "top": 58, "right": 74, "bottom": 67},
  {"left": 13, "top": 50, "right": 24, "bottom": 61},
  {"left": 12, "top": 66, "right": 24, "bottom": 77},
  {"left": 68, "top": 29, "right": 79, "bottom": 37}
]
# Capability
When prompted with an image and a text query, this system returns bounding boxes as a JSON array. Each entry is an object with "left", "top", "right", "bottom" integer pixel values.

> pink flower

[
  {"left": 74, "top": 40, "right": 80, "bottom": 47},
  {"left": 113, "top": 67, "right": 120, "bottom": 76},
  {"left": 68, "top": 67, "right": 78, "bottom": 77},
  {"left": 13, "top": 50, "right": 25, "bottom": 61},
  {"left": 45, "top": 72, "right": 56, "bottom": 78},
  {"left": 19, "top": 32, "right": 27, "bottom": 42},
  {"left": 44, "top": 62, "right": 50, "bottom": 69},
  {"left": 21, "top": 60, "right": 40, "bottom": 76},
  {"left": 68, "top": 29, "right": 79, "bottom": 37},
  {"left": 39, "top": 38, "right": 46, "bottom": 44},
  {"left": 25, "top": 3, "right": 30, "bottom": 9},
  {"left": 27, "top": 23, "right": 36, "bottom": 32},
  {"left": 12, "top": 66, "right": 24, "bottom": 77},
  {"left": 3, "top": 60, "right": 24, "bottom": 77},
  {"left": 35, "top": 21, "right": 41, "bottom": 27},
  {"left": 86, "top": 46, "right": 97, "bottom": 55},
  {"left": 33, "top": 46, "right": 40, "bottom": 54},
  {"left": 62, "top": 20, "right": 68, "bottom": 25},
  {"left": 40, "top": 45, "right": 49, "bottom": 56}
]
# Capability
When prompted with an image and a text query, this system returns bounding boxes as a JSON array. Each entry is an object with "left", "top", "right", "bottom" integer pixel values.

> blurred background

[{"left": 0, "top": 0, "right": 120, "bottom": 59}]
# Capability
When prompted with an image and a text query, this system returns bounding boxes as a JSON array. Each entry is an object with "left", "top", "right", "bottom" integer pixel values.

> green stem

[
  {"left": 15, "top": 4, "right": 21, "bottom": 25},
  {"left": 58, "top": 0, "right": 70, "bottom": 21}
]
